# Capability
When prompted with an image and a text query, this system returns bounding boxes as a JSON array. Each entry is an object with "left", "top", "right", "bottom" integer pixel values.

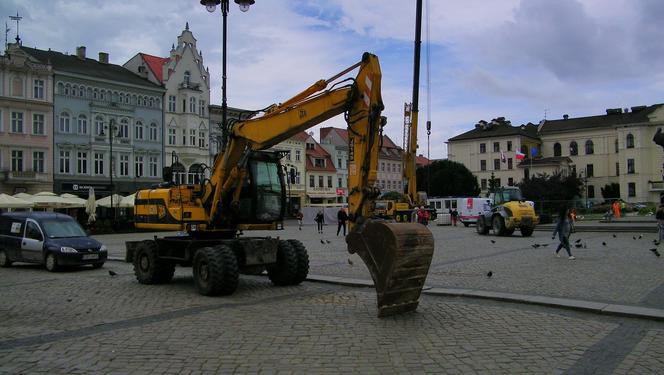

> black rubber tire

[
  {"left": 476, "top": 217, "right": 489, "bottom": 235},
  {"left": 268, "top": 240, "right": 300, "bottom": 286},
  {"left": 192, "top": 245, "right": 239, "bottom": 296},
  {"left": 133, "top": 240, "right": 175, "bottom": 284},
  {"left": 504, "top": 228, "right": 515, "bottom": 236},
  {"left": 91, "top": 262, "right": 104, "bottom": 269},
  {"left": 521, "top": 226, "right": 534, "bottom": 237},
  {"left": 287, "top": 239, "right": 310, "bottom": 284},
  {"left": 463, "top": 222, "right": 470, "bottom": 227},
  {"left": 493, "top": 216, "right": 506, "bottom": 236},
  {"left": 45, "top": 253, "right": 58, "bottom": 272},
  {"left": 0, "top": 249, "right": 12, "bottom": 267}
]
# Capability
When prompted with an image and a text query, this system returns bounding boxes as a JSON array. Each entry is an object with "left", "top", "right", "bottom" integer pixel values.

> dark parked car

[{"left": 0, "top": 212, "right": 107, "bottom": 271}]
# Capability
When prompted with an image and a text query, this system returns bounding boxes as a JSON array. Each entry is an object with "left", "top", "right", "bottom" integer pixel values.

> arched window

[
  {"left": 57, "top": 82, "right": 64, "bottom": 95},
  {"left": 79, "top": 86, "right": 85, "bottom": 97},
  {"left": 626, "top": 133, "right": 634, "bottom": 148},
  {"left": 553, "top": 142, "right": 561, "bottom": 157},
  {"left": 78, "top": 114, "right": 87, "bottom": 135},
  {"left": 189, "top": 97, "right": 196, "bottom": 113},
  {"left": 119, "top": 118, "right": 129, "bottom": 138},
  {"left": 95, "top": 116, "right": 104, "bottom": 135},
  {"left": 585, "top": 140, "right": 594, "bottom": 155},
  {"left": 149, "top": 122, "right": 158, "bottom": 141},
  {"left": 149, "top": 97, "right": 154, "bottom": 107},
  {"left": 135, "top": 121, "right": 144, "bottom": 140},
  {"left": 93, "top": 88, "right": 99, "bottom": 99},
  {"left": 87, "top": 87, "right": 92, "bottom": 98},
  {"left": 64, "top": 84, "right": 71, "bottom": 96},
  {"left": 569, "top": 141, "right": 578, "bottom": 156},
  {"left": 184, "top": 71, "right": 191, "bottom": 85},
  {"left": 72, "top": 85, "right": 78, "bottom": 96},
  {"left": 119, "top": 93, "right": 124, "bottom": 103},
  {"left": 59, "top": 112, "right": 70, "bottom": 133}
]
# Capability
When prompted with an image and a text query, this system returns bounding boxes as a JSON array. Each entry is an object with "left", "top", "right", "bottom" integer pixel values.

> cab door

[{"left": 21, "top": 219, "right": 45, "bottom": 262}]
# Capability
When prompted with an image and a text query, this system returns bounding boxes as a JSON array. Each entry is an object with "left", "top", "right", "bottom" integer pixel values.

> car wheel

[
  {"left": 0, "top": 249, "right": 12, "bottom": 267},
  {"left": 193, "top": 245, "right": 238, "bottom": 296},
  {"left": 493, "top": 216, "right": 506, "bottom": 236},
  {"left": 45, "top": 253, "right": 59, "bottom": 272}
]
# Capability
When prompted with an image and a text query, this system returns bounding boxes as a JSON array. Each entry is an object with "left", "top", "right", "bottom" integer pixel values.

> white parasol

[
  {"left": 96, "top": 194, "right": 125, "bottom": 208},
  {"left": 86, "top": 187, "right": 97, "bottom": 224},
  {"left": 29, "top": 192, "right": 79, "bottom": 209},
  {"left": 119, "top": 193, "right": 136, "bottom": 208},
  {"left": 0, "top": 193, "right": 33, "bottom": 209},
  {"left": 59, "top": 193, "right": 87, "bottom": 208}
]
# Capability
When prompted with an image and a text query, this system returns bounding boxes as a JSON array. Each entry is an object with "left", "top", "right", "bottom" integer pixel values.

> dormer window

[
  {"left": 314, "top": 158, "right": 325, "bottom": 168},
  {"left": 184, "top": 71, "right": 191, "bottom": 86},
  {"left": 306, "top": 143, "right": 315, "bottom": 150}
]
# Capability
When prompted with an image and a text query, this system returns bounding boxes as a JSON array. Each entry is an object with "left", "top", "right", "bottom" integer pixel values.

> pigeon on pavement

[
  {"left": 639, "top": 235, "right": 643, "bottom": 239},
  {"left": 347, "top": 258, "right": 354, "bottom": 266},
  {"left": 531, "top": 244, "right": 540, "bottom": 248},
  {"left": 320, "top": 240, "right": 325, "bottom": 244},
  {"left": 602, "top": 242, "right": 607, "bottom": 246},
  {"left": 490, "top": 240, "right": 495, "bottom": 244},
  {"left": 633, "top": 236, "right": 637, "bottom": 240},
  {"left": 108, "top": 270, "right": 117, "bottom": 277},
  {"left": 612, "top": 234, "right": 617, "bottom": 238},
  {"left": 575, "top": 239, "right": 582, "bottom": 243},
  {"left": 326, "top": 240, "right": 331, "bottom": 244},
  {"left": 650, "top": 248, "right": 661, "bottom": 257},
  {"left": 486, "top": 271, "right": 493, "bottom": 278}
]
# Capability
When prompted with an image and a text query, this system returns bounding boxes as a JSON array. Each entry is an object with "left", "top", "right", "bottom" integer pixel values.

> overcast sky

[{"left": 3, "top": 0, "right": 664, "bottom": 159}]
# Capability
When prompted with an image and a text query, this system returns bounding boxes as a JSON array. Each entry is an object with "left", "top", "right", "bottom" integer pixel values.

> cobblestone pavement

[
  {"left": 1, "top": 263, "right": 664, "bottom": 374},
  {"left": 97, "top": 221, "right": 664, "bottom": 308}
]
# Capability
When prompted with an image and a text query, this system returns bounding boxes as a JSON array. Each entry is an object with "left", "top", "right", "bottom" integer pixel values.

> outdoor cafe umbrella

[
  {"left": 0, "top": 193, "right": 33, "bottom": 209},
  {"left": 59, "top": 193, "right": 87, "bottom": 208},
  {"left": 96, "top": 194, "right": 125, "bottom": 208},
  {"left": 29, "top": 192, "right": 79, "bottom": 209},
  {"left": 86, "top": 187, "right": 96, "bottom": 224},
  {"left": 119, "top": 193, "right": 135, "bottom": 208},
  {"left": 13, "top": 192, "right": 33, "bottom": 201}
]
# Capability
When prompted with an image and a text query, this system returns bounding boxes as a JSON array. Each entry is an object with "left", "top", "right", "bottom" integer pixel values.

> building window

[
  {"left": 628, "top": 182, "right": 636, "bottom": 197},
  {"left": 12, "top": 77, "right": 23, "bottom": 97},
  {"left": 508, "top": 177, "right": 514, "bottom": 186},
  {"left": 182, "top": 129, "right": 186, "bottom": 145},
  {"left": 494, "top": 159, "right": 501, "bottom": 170},
  {"left": 149, "top": 156, "right": 158, "bottom": 177},
  {"left": 190, "top": 129, "right": 196, "bottom": 146},
  {"left": 493, "top": 142, "right": 500, "bottom": 152},
  {"left": 315, "top": 158, "right": 325, "bottom": 168},
  {"left": 94, "top": 152, "right": 104, "bottom": 175},
  {"left": 135, "top": 156, "right": 144, "bottom": 177},
  {"left": 338, "top": 177, "right": 343, "bottom": 188},
  {"left": 481, "top": 179, "right": 487, "bottom": 190},
  {"left": 381, "top": 162, "right": 385, "bottom": 171},
  {"left": 507, "top": 141, "right": 512, "bottom": 151},
  {"left": 34, "top": 79, "right": 44, "bottom": 99},
  {"left": 95, "top": 116, "right": 104, "bottom": 136},
  {"left": 184, "top": 71, "right": 191, "bottom": 85},
  {"left": 295, "top": 150, "right": 301, "bottom": 161},
  {"left": 615, "top": 138, "right": 619, "bottom": 153},
  {"left": 585, "top": 140, "right": 594, "bottom": 155},
  {"left": 520, "top": 145, "right": 528, "bottom": 158},
  {"left": 480, "top": 160, "right": 486, "bottom": 171},
  {"left": 616, "top": 162, "right": 620, "bottom": 176},
  {"left": 189, "top": 97, "right": 196, "bottom": 113},
  {"left": 199, "top": 132, "right": 206, "bottom": 147},
  {"left": 33, "top": 114, "right": 45, "bottom": 135},
  {"left": 59, "top": 150, "right": 71, "bottom": 174},
  {"left": 119, "top": 154, "right": 129, "bottom": 176},
  {"left": 479, "top": 143, "right": 486, "bottom": 153},
  {"left": 327, "top": 176, "right": 332, "bottom": 188},
  {"left": 309, "top": 175, "right": 314, "bottom": 188},
  {"left": 150, "top": 123, "right": 158, "bottom": 141},
  {"left": 199, "top": 100, "right": 205, "bottom": 116},
  {"left": 118, "top": 119, "right": 129, "bottom": 138},
  {"left": 11, "top": 112, "right": 24, "bottom": 133},
  {"left": 318, "top": 176, "right": 323, "bottom": 187},
  {"left": 168, "top": 95, "right": 176, "bottom": 112},
  {"left": 627, "top": 159, "right": 635, "bottom": 174},
  {"left": 33, "top": 151, "right": 45, "bottom": 173},
  {"left": 586, "top": 164, "right": 594, "bottom": 177},
  {"left": 168, "top": 128, "right": 176, "bottom": 145},
  {"left": 135, "top": 121, "right": 144, "bottom": 140},
  {"left": 77, "top": 115, "right": 87, "bottom": 135},
  {"left": 77, "top": 152, "right": 87, "bottom": 174},
  {"left": 337, "top": 158, "right": 342, "bottom": 168},
  {"left": 508, "top": 158, "right": 513, "bottom": 170},
  {"left": 587, "top": 185, "right": 595, "bottom": 199},
  {"left": 554, "top": 142, "right": 561, "bottom": 157},
  {"left": 570, "top": 141, "right": 578, "bottom": 156},
  {"left": 11, "top": 150, "right": 23, "bottom": 172},
  {"left": 626, "top": 133, "right": 634, "bottom": 148}
]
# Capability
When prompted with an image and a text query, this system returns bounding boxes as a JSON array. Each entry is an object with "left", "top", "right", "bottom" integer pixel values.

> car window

[
  {"left": 25, "top": 221, "right": 43, "bottom": 241},
  {"left": 40, "top": 219, "right": 87, "bottom": 239}
]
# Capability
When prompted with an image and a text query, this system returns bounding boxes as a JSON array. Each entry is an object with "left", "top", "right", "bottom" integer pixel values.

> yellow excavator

[{"left": 125, "top": 53, "right": 434, "bottom": 317}]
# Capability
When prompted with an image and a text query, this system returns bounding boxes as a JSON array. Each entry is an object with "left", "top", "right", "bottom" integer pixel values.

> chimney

[
  {"left": 98, "top": 52, "right": 109, "bottom": 64},
  {"left": 563, "top": 114, "right": 569, "bottom": 120},
  {"left": 76, "top": 46, "right": 86, "bottom": 60}
]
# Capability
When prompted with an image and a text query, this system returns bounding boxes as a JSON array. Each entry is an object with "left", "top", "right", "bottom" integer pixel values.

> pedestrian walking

[
  {"left": 417, "top": 206, "right": 429, "bottom": 225},
  {"left": 314, "top": 209, "right": 325, "bottom": 234},
  {"left": 613, "top": 200, "right": 621, "bottom": 219},
  {"left": 552, "top": 207, "right": 575, "bottom": 260},
  {"left": 656, "top": 204, "right": 664, "bottom": 245},
  {"left": 450, "top": 208, "right": 459, "bottom": 226},
  {"left": 296, "top": 211, "right": 303, "bottom": 230},
  {"left": 336, "top": 207, "right": 348, "bottom": 236}
]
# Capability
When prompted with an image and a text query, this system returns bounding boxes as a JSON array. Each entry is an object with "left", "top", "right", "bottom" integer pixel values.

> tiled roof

[
  {"left": 416, "top": 154, "right": 431, "bottom": 166},
  {"left": 306, "top": 142, "right": 336, "bottom": 172},
  {"left": 140, "top": 53, "right": 169, "bottom": 83},
  {"left": 20, "top": 46, "right": 162, "bottom": 89},
  {"left": 538, "top": 105, "right": 663, "bottom": 134},
  {"left": 290, "top": 131, "right": 310, "bottom": 142},
  {"left": 448, "top": 122, "right": 539, "bottom": 142}
]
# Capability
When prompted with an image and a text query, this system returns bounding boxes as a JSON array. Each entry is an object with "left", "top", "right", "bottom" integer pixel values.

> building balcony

[
  {"left": 649, "top": 181, "right": 664, "bottom": 191},
  {"left": 306, "top": 186, "right": 337, "bottom": 198},
  {"left": 178, "top": 81, "right": 201, "bottom": 91}
]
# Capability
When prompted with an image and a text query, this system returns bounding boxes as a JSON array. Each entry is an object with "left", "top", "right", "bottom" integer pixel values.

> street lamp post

[
  {"left": 101, "top": 119, "right": 117, "bottom": 224},
  {"left": 200, "top": 0, "right": 255, "bottom": 134}
]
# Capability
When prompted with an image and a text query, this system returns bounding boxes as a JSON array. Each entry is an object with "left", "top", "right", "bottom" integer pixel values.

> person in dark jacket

[
  {"left": 552, "top": 207, "right": 575, "bottom": 260},
  {"left": 314, "top": 209, "right": 325, "bottom": 234},
  {"left": 337, "top": 207, "right": 348, "bottom": 236}
]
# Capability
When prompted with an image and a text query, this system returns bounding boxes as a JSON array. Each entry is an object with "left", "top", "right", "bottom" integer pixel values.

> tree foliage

[
  {"left": 518, "top": 171, "right": 583, "bottom": 213},
  {"left": 416, "top": 160, "right": 480, "bottom": 197},
  {"left": 601, "top": 183, "right": 620, "bottom": 202},
  {"left": 380, "top": 191, "right": 405, "bottom": 202}
]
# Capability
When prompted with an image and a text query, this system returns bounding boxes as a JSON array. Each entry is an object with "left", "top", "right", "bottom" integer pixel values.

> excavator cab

[{"left": 234, "top": 151, "right": 286, "bottom": 225}]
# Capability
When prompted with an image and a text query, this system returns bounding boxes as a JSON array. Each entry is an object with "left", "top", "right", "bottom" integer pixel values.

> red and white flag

[
  {"left": 515, "top": 150, "right": 525, "bottom": 160},
  {"left": 500, "top": 151, "right": 506, "bottom": 163}
]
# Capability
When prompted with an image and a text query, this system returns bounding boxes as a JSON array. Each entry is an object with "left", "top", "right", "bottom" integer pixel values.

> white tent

[
  {"left": 13, "top": 192, "right": 33, "bottom": 201},
  {"left": 29, "top": 192, "right": 80, "bottom": 209},
  {"left": 0, "top": 193, "right": 33, "bottom": 209},
  {"left": 119, "top": 193, "right": 135, "bottom": 208},
  {"left": 59, "top": 193, "right": 87, "bottom": 208},
  {"left": 96, "top": 194, "right": 125, "bottom": 208}
]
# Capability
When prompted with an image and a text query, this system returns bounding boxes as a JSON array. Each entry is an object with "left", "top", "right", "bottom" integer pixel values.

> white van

[{"left": 456, "top": 197, "right": 491, "bottom": 227}]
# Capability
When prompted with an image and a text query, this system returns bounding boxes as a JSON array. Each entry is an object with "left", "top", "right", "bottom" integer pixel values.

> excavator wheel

[
  {"left": 268, "top": 240, "right": 301, "bottom": 286},
  {"left": 346, "top": 220, "right": 434, "bottom": 317},
  {"left": 192, "top": 245, "right": 239, "bottom": 296},
  {"left": 133, "top": 240, "right": 175, "bottom": 284},
  {"left": 287, "top": 239, "right": 310, "bottom": 284}
]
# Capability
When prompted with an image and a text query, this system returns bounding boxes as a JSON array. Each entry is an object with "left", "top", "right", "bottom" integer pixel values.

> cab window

[{"left": 25, "top": 221, "right": 43, "bottom": 241}]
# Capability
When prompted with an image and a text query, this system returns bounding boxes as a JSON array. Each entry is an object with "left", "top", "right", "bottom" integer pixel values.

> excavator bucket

[{"left": 347, "top": 220, "right": 434, "bottom": 317}]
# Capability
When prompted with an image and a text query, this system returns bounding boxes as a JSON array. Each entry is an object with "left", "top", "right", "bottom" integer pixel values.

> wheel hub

[{"left": 139, "top": 254, "right": 150, "bottom": 272}]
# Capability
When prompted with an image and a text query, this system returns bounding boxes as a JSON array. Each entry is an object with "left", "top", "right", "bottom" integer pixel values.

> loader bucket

[{"left": 347, "top": 220, "right": 434, "bottom": 317}]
